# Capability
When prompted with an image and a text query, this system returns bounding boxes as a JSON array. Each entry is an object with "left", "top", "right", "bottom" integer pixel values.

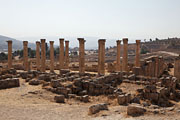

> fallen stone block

[
  {"left": 82, "top": 95, "right": 89, "bottom": 103},
  {"left": 89, "top": 103, "right": 108, "bottom": 114},
  {"left": 127, "top": 104, "right": 146, "bottom": 116},
  {"left": 0, "top": 78, "right": 20, "bottom": 89},
  {"left": 38, "top": 74, "right": 51, "bottom": 82},
  {"left": 54, "top": 95, "right": 65, "bottom": 103},
  {"left": 29, "top": 79, "right": 41, "bottom": 85},
  {"left": 117, "top": 94, "right": 131, "bottom": 105},
  {"left": 51, "top": 80, "right": 62, "bottom": 88}
]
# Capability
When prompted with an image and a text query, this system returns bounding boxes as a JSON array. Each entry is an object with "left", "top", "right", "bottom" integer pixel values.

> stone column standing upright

[
  {"left": 78, "top": 38, "right": 85, "bottom": 74},
  {"left": 36, "top": 41, "right": 41, "bottom": 71},
  {"left": 155, "top": 57, "right": 159, "bottom": 77},
  {"left": 59, "top": 39, "right": 64, "bottom": 72},
  {"left": 64, "top": 41, "right": 69, "bottom": 69},
  {"left": 135, "top": 40, "right": 141, "bottom": 67},
  {"left": 98, "top": 39, "right": 106, "bottom": 75},
  {"left": 41, "top": 39, "right": 46, "bottom": 72},
  {"left": 23, "top": 41, "right": 28, "bottom": 71},
  {"left": 116, "top": 40, "right": 121, "bottom": 71},
  {"left": 7, "top": 40, "right": 12, "bottom": 69},
  {"left": 122, "top": 38, "right": 128, "bottom": 72},
  {"left": 50, "top": 41, "right": 54, "bottom": 72},
  {"left": 174, "top": 56, "right": 180, "bottom": 80}
]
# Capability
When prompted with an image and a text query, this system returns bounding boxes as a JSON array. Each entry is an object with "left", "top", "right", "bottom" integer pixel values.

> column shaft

[
  {"left": 122, "top": 38, "right": 128, "bottom": 72},
  {"left": 135, "top": 40, "right": 141, "bottom": 67},
  {"left": 98, "top": 39, "right": 106, "bottom": 75},
  {"left": 50, "top": 41, "right": 54, "bottom": 72},
  {"left": 41, "top": 39, "right": 46, "bottom": 72},
  {"left": 23, "top": 41, "right": 28, "bottom": 71},
  {"left": 36, "top": 41, "right": 41, "bottom": 71},
  {"left": 78, "top": 38, "right": 85, "bottom": 74},
  {"left": 116, "top": 40, "right": 121, "bottom": 71},
  {"left": 7, "top": 41, "right": 12, "bottom": 69},
  {"left": 64, "top": 41, "right": 69, "bottom": 69},
  {"left": 59, "top": 39, "right": 64, "bottom": 71}
]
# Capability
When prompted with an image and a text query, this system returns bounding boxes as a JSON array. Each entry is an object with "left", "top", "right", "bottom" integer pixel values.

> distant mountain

[{"left": 0, "top": 35, "right": 36, "bottom": 52}]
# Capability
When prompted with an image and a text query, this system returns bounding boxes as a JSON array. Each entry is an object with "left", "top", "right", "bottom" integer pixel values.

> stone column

[
  {"left": 23, "top": 41, "right": 28, "bottom": 71},
  {"left": 41, "top": 39, "right": 46, "bottom": 72},
  {"left": 7, "top": 40, "right": 12, "bottom": 69},
  {"left": 50, "top": 41, "right": 54, "bottom": 72},
  {"left": 135, "top": 40, "right": 141, "bottom": 67},
  {"left": 148, "top": 61, "right": 153, "bottom": 77},
  {"left": 59, "top": 39, "right": 64, "bottom": 71},
  {"left": 98, "top": 39, "right": 106, "bottom": 75},
  {"left": 174, "top": 56, "right": 180, "bottom": 80},
  {"left": 116, "top": 40, "right": 121, "bottom": 71},
  {"left": 122, "top": 38, "right": 128, "bottom": 72},
  {"left": 36, "top": 41, "right": 41, "bottom": 71},
  {"left": 78, "top": 38, "right": 85, "bottom": 74},
  {"left": 64, "top": 41, "right": 69, "bottom": 69}
]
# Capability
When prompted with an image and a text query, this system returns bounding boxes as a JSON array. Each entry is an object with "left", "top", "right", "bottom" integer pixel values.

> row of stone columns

[
  {"left": 6, "top": 38, "right": 141, "bottom": 75},
  {"left": 116, "top": 39, "right": 141, "bottom": 72}
]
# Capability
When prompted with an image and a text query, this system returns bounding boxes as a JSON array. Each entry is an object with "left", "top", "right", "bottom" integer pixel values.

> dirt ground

[{"left": 1, "top": 79, "right": 180, "bottom": 120}]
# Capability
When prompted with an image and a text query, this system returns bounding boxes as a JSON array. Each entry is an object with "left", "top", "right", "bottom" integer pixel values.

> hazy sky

[{"left": 0, "top": 0, "right": 180, "bottom": 47}]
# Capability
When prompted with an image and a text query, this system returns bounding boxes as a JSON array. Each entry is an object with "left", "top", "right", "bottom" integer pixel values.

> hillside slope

[{"left": 0, "top": 35, "right": 35, "bottom": 51}]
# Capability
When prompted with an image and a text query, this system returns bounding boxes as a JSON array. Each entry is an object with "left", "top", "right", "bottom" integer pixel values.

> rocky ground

[{"left": 1, "top": 77, "right": 180, "bottom": 120}]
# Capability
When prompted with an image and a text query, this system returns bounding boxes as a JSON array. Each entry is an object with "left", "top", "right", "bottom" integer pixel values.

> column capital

[
  {"left": 123, "top": 38, "right": 128, "bottom": 43},
  {"left": 65, "top": 40, "right": 69, "bottom": 43},
  {"left": 136, "top": 40, "right": 141, "bottom": 44},
  {"left": 23, "top": 41, "right": 28, "bottom": 45},
  {"left": 7, "top": 40, "right": 12, "bottom": 44},
  {"left": 78, "top": 38, "right": 86, "bottom": 43},
  {"left": 36, "top": 41, "right": 40, "bottom": 44},
  {"left": 98, "top": 39, "right": 106, "bottom": 43},
  {"left": 50, "top": 41, "right": 54, "bottom": 44},
  {"left": 41, "top": 39, "right": 46, "bottom": 43},
  {"left": 59, "top": 38, "right": 64, "bottom": 42},
  {"left": 116, "top": 40, "right": 121, "bottom": 44}
]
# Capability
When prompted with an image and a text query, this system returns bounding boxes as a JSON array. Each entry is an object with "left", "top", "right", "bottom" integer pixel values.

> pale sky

[{"left": 0, "top": 0, "right": 180, "bottom": 48}]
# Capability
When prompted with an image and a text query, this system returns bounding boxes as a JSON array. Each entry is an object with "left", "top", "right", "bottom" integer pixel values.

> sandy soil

[{"left": 1, "top": 79, "right": 180, "bottom": 120}]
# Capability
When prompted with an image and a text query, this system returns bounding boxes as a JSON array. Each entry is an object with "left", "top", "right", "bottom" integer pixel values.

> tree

[
  {"left": 0, "top": 52, "right": 8, "bottom": 61},
  {"left": 140, "top": 48, "right": 149, "bottom": 54},
  {"left": 155, "top": 38, "right": 159, "bottom": 41}
]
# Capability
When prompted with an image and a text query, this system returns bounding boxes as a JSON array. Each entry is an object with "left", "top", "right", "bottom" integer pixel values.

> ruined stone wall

[{"left": 138, "top": 56, "right": 167, "bottom": 77}]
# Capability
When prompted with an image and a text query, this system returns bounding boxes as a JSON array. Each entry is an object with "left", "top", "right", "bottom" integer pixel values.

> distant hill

[{"left": 0, "top": 35, "right": 36, "bottom": 52}]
